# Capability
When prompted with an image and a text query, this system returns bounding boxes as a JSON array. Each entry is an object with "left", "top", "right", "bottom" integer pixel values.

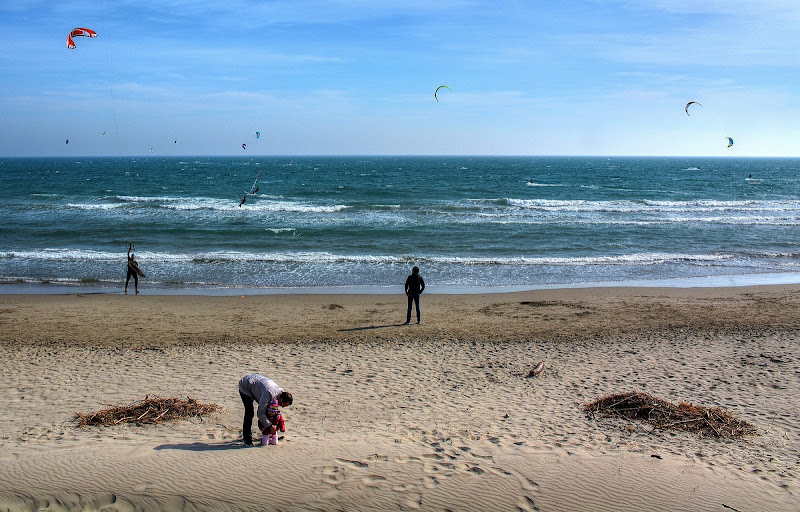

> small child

[{"left": 258, "top": 399, "right": 286, "bottom": 445}]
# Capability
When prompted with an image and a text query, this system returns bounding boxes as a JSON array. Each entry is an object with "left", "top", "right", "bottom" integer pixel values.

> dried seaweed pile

[
  {"left": 75, "top": 395, "right": 220, "bottom": 426},
  {"left": 584, "top": 391, "right": 757, "bottom": 438}
]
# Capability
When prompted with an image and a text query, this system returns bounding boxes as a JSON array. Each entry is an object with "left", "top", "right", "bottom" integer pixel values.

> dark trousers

[
  {"left": 125, "top": 269, "right": 138, "bottom": 289},
  {"left": 240, "top": 391, "right": 255, "bottom": 444},
  {"left": 407, "top": 294, "right": 420, "bottom": 323}
]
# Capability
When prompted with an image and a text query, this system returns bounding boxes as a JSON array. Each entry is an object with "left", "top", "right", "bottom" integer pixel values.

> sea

[{"left": 2, "top": 156, "right": 800, "bottom": 294}]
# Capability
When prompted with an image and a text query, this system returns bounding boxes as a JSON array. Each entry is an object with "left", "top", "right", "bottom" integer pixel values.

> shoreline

[{"left": 3, "top": 270, "right": 800, "bottom": 296}]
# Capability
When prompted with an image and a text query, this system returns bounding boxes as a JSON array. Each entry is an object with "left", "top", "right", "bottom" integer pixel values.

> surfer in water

[
  {"left": 125, "top": 242, "right": 144, "bottom": 295},
  {"left": 238, "top": 195, "right": 247, "bottom": 207}
]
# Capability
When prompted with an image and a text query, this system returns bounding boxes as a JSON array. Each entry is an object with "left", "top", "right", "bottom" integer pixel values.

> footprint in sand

[
  {"left": 394, "top": 455, "right": 421, "bottom": 464},
  {"left": 335, "top": 458, "right": 368, "bottom": 468},
  {"left": 508, "top": 468, "right": 539, "bottom": 491},
  {"left": 488, "top": 467, "right": 539, "bottom": 491},
  {"left": 90, "top": 493, "right": 117, "bottom": 508},
  {"left": 469, "top": 452, "right": 494, "bottom": 461},
  {"left": 424, "top": 475, "right": 439, "bottom": 489},
  {"left": 466, "top": 465, "right": 485, "bottom": 475},
  {"left": 421, "top": 452, "right": 444, "bottom": 460},
  {"left": 317, "top": 465, "right": 347, "bottom": 486},
  {"left": 517, "top": 495, "right": 540, "bottom": 512},
  {"left": 366, "top": 453, "right": 389, "bottom": 462},
  {"left": 392, "top": 483, "right": 418, "bottom": 493},
  {"left": 405, "top": 493, "right": 422, "bottom": 510},
  {"left": 361, "top": 475, "right": 387, "bottom": 488},
  {"left": 423, "top": 461, "right": 457, "bottom": 479},
  {"left": 87, "top": 493, "right": 135, "bottom": 511}
]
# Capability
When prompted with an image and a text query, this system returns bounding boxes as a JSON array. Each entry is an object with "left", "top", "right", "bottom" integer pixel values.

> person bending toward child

[{"left": 238, "top": 373, "right": 293, "bottom": 446}]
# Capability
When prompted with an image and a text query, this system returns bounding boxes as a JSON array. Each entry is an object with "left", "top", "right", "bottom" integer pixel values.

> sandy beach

[{"left": 0, "top": 285, "right": 798, "bottom": 511}]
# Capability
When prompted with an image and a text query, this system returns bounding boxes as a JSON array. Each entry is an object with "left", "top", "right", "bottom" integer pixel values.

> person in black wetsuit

[
  {"left": 403, "top": 266, "right": 425, "bottom": 324},
  {"left": 125, "top": 243, "right": 142, "bottom": 295}
]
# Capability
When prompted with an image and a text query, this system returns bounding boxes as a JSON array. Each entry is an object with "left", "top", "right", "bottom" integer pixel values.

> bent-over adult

[{"left": 238, "top": 373, "right": 293, "bottom": 445}]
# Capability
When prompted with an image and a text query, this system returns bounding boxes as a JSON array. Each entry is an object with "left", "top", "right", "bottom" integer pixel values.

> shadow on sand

[
  {"left": 155, "top": 441, "right": 246, "bottom": 452},
  {"left": 338, "top": 323, "right": 408, "bottom": 332}
]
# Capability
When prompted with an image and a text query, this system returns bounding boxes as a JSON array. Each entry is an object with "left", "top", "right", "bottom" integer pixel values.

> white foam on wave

[
  {"left": 11, "top": 248, "right": 800, "bottom": 270},
  {"left": 115, "top": 195, "right": 349, "bottom": 213},
  {"left": 65, "top": 203, "right": 127, "bottom": 210},
  {"left": 247, "top": 201, "right": 349, "bottom": 213},
  {"left": 526, "top": 182, "right": 565, "bottom": 187},
  {"left": 0, "top": 248, "right": 189, "bottom": 262},
  {"left": 2, "top": 249, "right": 718, "bottom": 266},
  {"left": 116, "top": 195, "right": 180, "bottom": 203},
  {"left": 505, "top": 198, "right": 800, "bottom": 214},
  {"left": 176, "top": 251, "right": 735, "bottom": 267}
]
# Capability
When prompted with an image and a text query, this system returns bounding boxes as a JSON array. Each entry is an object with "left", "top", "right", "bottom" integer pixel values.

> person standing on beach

[
  {"left": 404, "top": 266, "right": 425, "bottom": 324},
  {"left": 125, "top": 243, "right": 144, "bottom": 295},
  {"left": 238, "top": 373, "right": 293, "bottom": 446}
]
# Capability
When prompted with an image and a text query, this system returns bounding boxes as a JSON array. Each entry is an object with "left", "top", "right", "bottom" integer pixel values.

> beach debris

[
  {"left": 684, "top": 101, "right": 701, "bottom": 116},
  {"left": 66, "top": 27, "right": 97, "bottom": 49},
  {"left": 74, "top": 395, "right": 220, "bottom": 426},
  {"left": 434, "top": 85, "right": 450, "bottom": 102},
  {"left": 526, "top": 361, "right": 545, "bottom": 377},
  {"left": 583, "top": 391, "right": 757, "bottom": 438}
]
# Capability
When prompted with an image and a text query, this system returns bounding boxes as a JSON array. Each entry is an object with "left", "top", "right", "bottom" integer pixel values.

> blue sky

[{"left": 1, "top": 0, "right": 799, "bottom": 156}]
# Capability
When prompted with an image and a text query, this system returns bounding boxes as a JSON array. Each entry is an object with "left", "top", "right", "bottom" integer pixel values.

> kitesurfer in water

[
  {"left": 238, "top": 187, "right": 258, "bottom": 207},
  {"left": 238, "top": 169, "right": 262, "bottom": 207}
]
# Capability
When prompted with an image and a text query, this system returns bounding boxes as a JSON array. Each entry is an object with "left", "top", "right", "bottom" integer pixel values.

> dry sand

[{"left": 0, "top": 286, "right": 798, "bottom": 511}]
